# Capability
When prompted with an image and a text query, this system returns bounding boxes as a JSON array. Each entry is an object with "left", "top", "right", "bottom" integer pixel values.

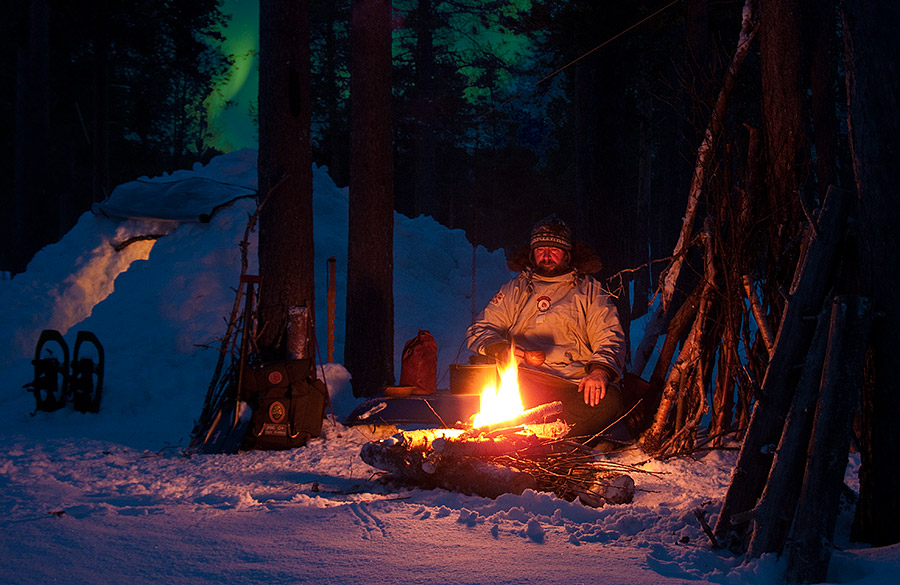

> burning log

[
  {"left": 432, "top": 423, "right": 569, "bottom": 458},
  {"left": 359, "top": 405, "right": 638, "bottom": 507},
  {"left": 463, "top": 401, "right": 564, "bottom": 438},
  {"left": 360, "top": 432, "right": 538, "bottom": 498}
]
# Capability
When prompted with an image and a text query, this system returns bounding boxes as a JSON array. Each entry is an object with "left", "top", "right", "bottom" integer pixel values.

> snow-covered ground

[{"left": 1, "top": 151, "right": 896, "bottom": 584}]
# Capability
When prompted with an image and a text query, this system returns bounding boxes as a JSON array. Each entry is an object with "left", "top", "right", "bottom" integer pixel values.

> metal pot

[{"left": 449, "top": 363, "right": 499, "bottom": 395}]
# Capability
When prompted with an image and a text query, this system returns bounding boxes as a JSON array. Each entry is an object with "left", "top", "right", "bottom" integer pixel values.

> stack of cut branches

[{"left": 360, "top": 402, "right": 643, "bottom": 507}]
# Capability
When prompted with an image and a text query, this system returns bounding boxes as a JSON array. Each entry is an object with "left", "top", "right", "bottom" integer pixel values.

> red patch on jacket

[{"left": 536, "top": 296, "right": 552, "bottom": 312}]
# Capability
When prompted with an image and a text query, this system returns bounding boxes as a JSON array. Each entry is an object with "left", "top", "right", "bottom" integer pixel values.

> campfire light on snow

[{"left": 472, "top": 348, "right": 525, "bottom": 427}]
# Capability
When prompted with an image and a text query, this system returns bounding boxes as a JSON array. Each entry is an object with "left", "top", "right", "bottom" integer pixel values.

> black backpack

[{"left": 240, "top": 359, "right": 328, "bottom": 450}]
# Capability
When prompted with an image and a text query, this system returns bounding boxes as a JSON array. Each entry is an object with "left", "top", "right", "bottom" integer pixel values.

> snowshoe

[
  {"left": 70, "top": 331, "right": 104, "bottom": 413},
  {"left": 23, "top": 329, "right": 70, "bottom": 413}
]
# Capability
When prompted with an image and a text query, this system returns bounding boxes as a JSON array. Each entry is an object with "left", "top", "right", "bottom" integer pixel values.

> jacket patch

[
  {"left": 536, "top": 296, "right": 552, "bottom": 312},
  {"left": 489, "top": 291, "right": 505, "bottom": 306}
]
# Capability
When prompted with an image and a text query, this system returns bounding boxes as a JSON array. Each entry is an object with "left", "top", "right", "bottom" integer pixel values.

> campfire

[
  {"left": 360, "top": 349, "right": 640, "bottom": 508},
  {"left": 472, "top": 347, "right": 525, "bottom": 428}
]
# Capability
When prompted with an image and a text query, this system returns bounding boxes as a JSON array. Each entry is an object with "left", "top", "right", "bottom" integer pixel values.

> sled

[{"left": 344, "top": 390, "right": 480, "bottom": 428}]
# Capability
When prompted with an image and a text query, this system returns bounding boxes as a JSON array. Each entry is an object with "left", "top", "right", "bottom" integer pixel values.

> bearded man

[{"left": 465, "top": 215, "right": 626, "bottom": 444}]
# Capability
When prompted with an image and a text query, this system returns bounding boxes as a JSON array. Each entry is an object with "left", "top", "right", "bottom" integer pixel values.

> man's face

[{"left": 533, "top": 246, "right": 570, "bottom": 276}]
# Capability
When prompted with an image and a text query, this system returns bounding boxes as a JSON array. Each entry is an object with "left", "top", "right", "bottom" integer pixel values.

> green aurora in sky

[
  {"left": 207, "top": 0, "right": 259, "bottom": 152},
  {"left": 206, "top": 0, "right": 534, "bottom": 153}
]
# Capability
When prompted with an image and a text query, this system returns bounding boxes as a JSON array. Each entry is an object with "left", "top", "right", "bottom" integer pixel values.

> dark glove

[{"left": 484, "top": 341, "right": 511, "bottom": 362}]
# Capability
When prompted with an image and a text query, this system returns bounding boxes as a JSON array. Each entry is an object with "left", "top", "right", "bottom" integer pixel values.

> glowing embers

[{"left": 472, "top": 346, "right": 525, "bottom": 428}]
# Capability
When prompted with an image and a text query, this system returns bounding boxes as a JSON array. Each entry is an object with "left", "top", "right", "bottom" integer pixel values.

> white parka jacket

[{"left": 465, "top": 265, "right": 626, "bottom": 383}]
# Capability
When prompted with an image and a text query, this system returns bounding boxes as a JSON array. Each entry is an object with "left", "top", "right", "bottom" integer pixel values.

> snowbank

[{"left": 0, "top": 150, "right": 888, "bottom": 585}]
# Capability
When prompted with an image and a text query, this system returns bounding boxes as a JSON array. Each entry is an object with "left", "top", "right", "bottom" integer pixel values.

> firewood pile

[{"left": 360, "top": 401, "right": 641, "bottom": 507}]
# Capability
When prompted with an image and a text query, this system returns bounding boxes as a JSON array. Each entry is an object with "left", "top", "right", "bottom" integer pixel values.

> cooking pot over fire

[{"left": 448, "top": 364, "right": 499, "bottom": 395}]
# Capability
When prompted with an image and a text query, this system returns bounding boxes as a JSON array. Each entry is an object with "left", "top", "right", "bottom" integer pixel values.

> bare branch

[{"left": 661, "top": 0, "right": 759, "bottom": 309}]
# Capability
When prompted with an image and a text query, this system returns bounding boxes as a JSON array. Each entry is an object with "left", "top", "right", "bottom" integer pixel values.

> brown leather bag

[{"left": 399, "top": 330, "right": 437, "bottom": 395}]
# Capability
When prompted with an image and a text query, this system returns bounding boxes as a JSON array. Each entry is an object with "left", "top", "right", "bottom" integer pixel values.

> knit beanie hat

[{"left": 529, "top": 215, "right": 573, "bottom": 252}]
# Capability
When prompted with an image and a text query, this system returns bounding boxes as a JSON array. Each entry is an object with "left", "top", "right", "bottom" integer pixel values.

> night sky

[{"left": 209, "top": 0, "right": 259, "bottom": 152}]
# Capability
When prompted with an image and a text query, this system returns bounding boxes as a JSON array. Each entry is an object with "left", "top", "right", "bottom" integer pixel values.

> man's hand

[
  {"left": 484, "top": 341, "right": 511, "bottom": 363},
  {"left": 578, "top": 368, "right": 611, "bottom": 407}
]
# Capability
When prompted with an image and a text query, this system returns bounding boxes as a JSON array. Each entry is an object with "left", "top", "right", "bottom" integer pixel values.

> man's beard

[{"left": 534, "top": 260, "right": 572, "bottom": 277}]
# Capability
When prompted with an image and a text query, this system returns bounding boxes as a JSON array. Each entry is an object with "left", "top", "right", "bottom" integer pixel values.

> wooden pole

[
  {"left": 713, "top": 186, "right": 848, "bottom": 546},
  {"left": 327, "top": 256, "right": 336, "bottom": 363},
  {"left": 746, "top": 303, "right": 829, "bottom": 558},
  {"left": 786, "top": 296, "right": 874, "bottom": 584}
]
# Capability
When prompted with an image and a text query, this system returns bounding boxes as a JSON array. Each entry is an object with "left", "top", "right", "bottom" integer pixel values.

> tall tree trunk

[
  {"left": 575, "top": 50, "right": 631, "bottom": 279},
  {"left": 411, "top": 0, "right": 437, "bottom": 218},
  {"left": 346, "top": 0, "right": 395, "bottom": 397},
  {"left": 633, "top": 92, "right": 653, "bottom": 322},
  {"left": 573, "top": 62, "right": 601, "bottom": 253},
  {"left": 257, "top": 0, "right": 315, "bottom": 358},
  {"left": 758, "top": 0, "right": 810, "bottom": 243},
  {"left": 13, "top": 0, "right": 53, "bottom": 275},
  {"left": 844, "top": 0, "right": 900, "bottom": 547},
  {"left": 808, "top": 0, "right": 839, "bottom": 202},
  {"left": 321, "top": 2, "right": 347, "bottom": 187},
  {"left": 90, "top": 6, "right": 111, "bottom": 206}
]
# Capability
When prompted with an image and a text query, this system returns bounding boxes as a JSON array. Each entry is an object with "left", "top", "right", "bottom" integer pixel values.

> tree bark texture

[
  {"left": 346, "top": 0, "right": 395, "bottom": 396},
  {"left": 636, "top": 284, "right": 701, "bottom": 433},
  {"left": 759, "top": 0, "right": 811, "bottom": 224},
  {"left": 786, "top": 296, "right": 874, "bottom": 583},
  {"left": 843, "top": 0, "right": 900, "bottom": 547},
  {"left": 713, "top": 186, "right": 847, "bottom": 546},
  {"left": 743, "top": 275, "right": 775, "bottom": 357},
  {"left": 257, "top": 0, "right": 314, "bottom": 357}
]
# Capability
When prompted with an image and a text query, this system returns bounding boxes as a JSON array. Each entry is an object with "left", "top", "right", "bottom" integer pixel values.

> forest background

[
  {"left": 4, "top": 1, "right": 900, "bottom": 578},
  {"left": 3, "top": 0, "right": 699, "bottom": 288}
]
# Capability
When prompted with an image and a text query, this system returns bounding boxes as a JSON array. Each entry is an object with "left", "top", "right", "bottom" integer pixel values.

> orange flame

[{"left": 472, "top": 347, "right": 525, "bottom": 427}]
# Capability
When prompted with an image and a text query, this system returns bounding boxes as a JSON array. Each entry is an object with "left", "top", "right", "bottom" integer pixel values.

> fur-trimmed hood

[{"left": 506, "top": 241, "right": 603, "bottom": 275}]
